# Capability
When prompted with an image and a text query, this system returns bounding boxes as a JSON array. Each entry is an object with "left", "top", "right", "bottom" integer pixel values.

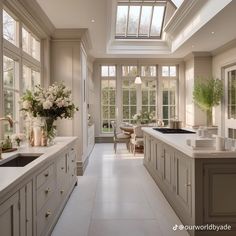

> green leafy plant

[
  {"left": 133, "top": 111, "right": 155, "bottom": 124},
  {"left": 193, "top": 77, "right": 223, "bottom": 126}
]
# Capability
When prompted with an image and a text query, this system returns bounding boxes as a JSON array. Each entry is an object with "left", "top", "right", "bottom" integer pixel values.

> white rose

[
  {"left": 23, "top": 101, "right": 31, "bottom": 109},
  {"left": 43, "top": 100, "right": 53, "bottom": 109}
]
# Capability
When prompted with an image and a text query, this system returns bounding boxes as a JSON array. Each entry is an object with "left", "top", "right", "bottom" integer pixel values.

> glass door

[{"left": 224, "top": 65, "right": 236, "bottom": 138}]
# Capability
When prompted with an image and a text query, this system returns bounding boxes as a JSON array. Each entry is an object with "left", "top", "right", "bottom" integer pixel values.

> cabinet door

[
  {"left": 155, "top": 140, "right": 163, "bottom": 179},
  {"left": 175, "top": 152, "right": 192, "bottom": 215},
  {"left": 162, "top": 144, "right": 173, "bottom": 189},
  {"left": 0, "top": 192, "right": 20, "bottom": 236},
  {"left": 150, "top": 138, "right": 156, "bottom": 169},
  {"left": 144, "top": 134, "right": 151, "bottom": 164},
  {"left": 20, "top": 181, "right": 33, "bottom": 236},
  {"left": 68, "top": 148, "right": 77, "bottom": 184}
]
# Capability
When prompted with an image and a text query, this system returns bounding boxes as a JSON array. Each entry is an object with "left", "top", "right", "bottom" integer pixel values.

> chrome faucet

[{"left": 0, "top": 116, "right": 14, "bottom": 159}]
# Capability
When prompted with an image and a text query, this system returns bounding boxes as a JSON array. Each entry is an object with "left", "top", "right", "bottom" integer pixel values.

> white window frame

[
  {"left": 1, "top": 6, "right": 42, "bottom": 136},
  {"left": 100, "top": 65, "right": 117, "bottom": 134}
]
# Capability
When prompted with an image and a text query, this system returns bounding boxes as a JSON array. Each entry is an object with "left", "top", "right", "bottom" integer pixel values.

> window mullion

[
  {"left": 137, "top": 5, "right": 142, "bottom": 37},
  {"left": 125, "top": 5, "right": 130, "bottom": 37},
  {"left": 148, "top": 6, "right": 154, "bottom": 38}
]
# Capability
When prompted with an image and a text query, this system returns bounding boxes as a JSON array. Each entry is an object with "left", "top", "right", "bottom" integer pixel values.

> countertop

[
  {"left": 142, "top": 127, "right": 236, "bottom": 158},
  {"left": 0, "top": 137, "right": 77, "bottom": 198}
]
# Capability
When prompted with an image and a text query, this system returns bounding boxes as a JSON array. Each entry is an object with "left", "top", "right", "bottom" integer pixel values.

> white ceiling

[{"left": 36, "top": 0, "right": 236, "bottom": 59}]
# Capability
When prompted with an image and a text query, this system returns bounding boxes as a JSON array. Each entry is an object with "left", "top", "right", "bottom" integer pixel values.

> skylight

[{"left": 115, "top": 1, "right": 166, "bottom": 39}]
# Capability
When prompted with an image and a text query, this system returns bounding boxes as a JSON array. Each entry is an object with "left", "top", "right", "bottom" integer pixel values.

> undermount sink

[{"left": 0, "top": 154, "right": 42, "bottom": 167}]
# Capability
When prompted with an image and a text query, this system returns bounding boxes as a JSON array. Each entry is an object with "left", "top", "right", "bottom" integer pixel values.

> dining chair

[
  {"left": 130, "top": 125, "right": 144, "bottom": 155},
  {"left": 111, "top": 121, "right": 131, "bottom": 153}
]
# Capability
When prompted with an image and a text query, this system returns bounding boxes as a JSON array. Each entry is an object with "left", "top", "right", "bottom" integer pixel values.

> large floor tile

[
  {"left": 88, "top": 219, "right": 164, "bottom": 236},
  {"left": 92, "top": 202, "right": 155, "bottom": 219},
  {"left": 52, "top": 143, "right": 189, "bottom": 236}
]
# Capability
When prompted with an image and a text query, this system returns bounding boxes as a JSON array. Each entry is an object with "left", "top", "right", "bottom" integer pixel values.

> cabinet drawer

[
  {"left": 36, "top": 193, "right": 57, "bottom": 236},
  {"left": 36, "top": 177, "right": 56, "bottom": 212},
  {"left": 36, "top": 164, "right": 54, "bottom": 189}
]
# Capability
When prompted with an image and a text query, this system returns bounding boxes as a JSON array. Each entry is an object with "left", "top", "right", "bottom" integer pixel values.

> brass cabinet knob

[
  {"left": 61, "top": 166, "right": 64, "bottom": 170},
  {"left": 44, "top": 172, "right": 49, "bottom": 177},
  {"left": 185, "top": 183, "right": 191, "bottom": 187},
  {"left": 60, "top": 190, "right": 64, "bottom": 194},
  {"left": 45, "top": 210, "right": 51, "bottom": 218}
]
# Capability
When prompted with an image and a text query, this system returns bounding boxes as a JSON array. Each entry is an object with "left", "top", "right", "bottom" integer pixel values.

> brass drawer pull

[
  {"left": 61, "top": 167, "right": 64, "bottom": 170},
  {"left": 185, "top": 183, "right": 191, "bottom": 187},
  {"left": 45, "top": 188, "right": 50, "bottom": 194},
  {"left": 45, "top": 211, "right": 51, "bottom": 218},
  {"left": 72, "top": 160, "right": 74, "bottom": 163}
]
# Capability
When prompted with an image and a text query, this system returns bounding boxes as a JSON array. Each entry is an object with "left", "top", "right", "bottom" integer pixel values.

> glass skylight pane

[
  {"left": 127, "top": 6, "right": 140, "bottom": 36},
  {"left": 150, "top": 6, "right": 165, "bottom": 37},
  {"left": 139, "top": 6, "right": 152, "bottom": 36},
  {"left": 116, "top": 5, "right": 128, "bottom": 36},
  {"left": 171, "top": 0, "right": 184, "bottom": 8}
]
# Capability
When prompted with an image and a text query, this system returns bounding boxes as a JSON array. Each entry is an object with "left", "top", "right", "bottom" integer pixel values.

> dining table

[{"left": 119, "top": 125, "right": 134, "bottom": 135}]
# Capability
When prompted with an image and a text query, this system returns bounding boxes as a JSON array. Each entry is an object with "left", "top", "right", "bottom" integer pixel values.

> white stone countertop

[
  {"left": 0, "top": 137, "right": 77, "bottom": 198},
  {"left": 142, "top": 127, "right": 236, "bottom": 158}
]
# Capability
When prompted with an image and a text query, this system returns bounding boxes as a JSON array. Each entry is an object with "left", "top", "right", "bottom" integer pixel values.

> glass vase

[{"left": 41, "top": 117, "right": 56, "bottom": 146}]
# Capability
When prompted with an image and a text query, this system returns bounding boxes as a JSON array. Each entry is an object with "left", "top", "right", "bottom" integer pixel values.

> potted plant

[{"left": 193, "top": 77, "right": 223, "bottom": 127}]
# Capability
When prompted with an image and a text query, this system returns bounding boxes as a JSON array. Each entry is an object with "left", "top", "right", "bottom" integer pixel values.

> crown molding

[
  {"left": 164, "top": 0, "right": 198, "bottom": 35},
  {"left": 211, "top": 39, "right": 236, "bottom": 56},
  {"left": 5, "top": 0, "right": 55, "bottom": 37},
  {"left": 51, "top": 29, "right": 92, "bottom": 52},
  {"left": 184, "top": 51, "right": 212, "bottom": 61}
]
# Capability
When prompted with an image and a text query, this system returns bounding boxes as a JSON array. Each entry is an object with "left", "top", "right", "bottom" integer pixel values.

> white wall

[
  {"left": 185, "top": 54, "right": 212, "bottom": 127},
  {"left": 212, "top": 44, "right": 236, "bottom": 135}
]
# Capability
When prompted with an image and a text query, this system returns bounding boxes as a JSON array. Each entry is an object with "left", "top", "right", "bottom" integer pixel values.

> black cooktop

[{"left": 153, "top": 128, "right": 195, "bottom": 134}]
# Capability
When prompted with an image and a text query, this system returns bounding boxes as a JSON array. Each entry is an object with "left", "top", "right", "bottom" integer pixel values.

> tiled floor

[{"left": 52, "top": 143, "right": 188, "bottom": 236}]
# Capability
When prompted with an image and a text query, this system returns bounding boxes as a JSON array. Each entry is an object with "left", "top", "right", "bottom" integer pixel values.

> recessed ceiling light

[
  {"left": 91, "top": 19, "right": 95, "bottom": 23},
  {"left": 211, "top": 31, "right": 215, "bottom": 34}
]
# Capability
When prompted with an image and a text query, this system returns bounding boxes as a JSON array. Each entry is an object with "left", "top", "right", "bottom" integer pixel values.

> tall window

[
  {"left": 141, "top": 66, "right": 157, "bottom": 114},
  {"left": 2, "top": 8, "right": 41, "bottom": 137},
  {"left": 122, "top": 66, "right": 137, "bottom": 123},
  {"left": 115, "top": 1, "right": 166, "bottom": 39},
  {"left": 22, "top": 26, "right": 40, "bottom": 61},
  {"left": 3, "top": 9, "right": 18, "bottom": 46},
  {"left": 161, "top": 66, "right": 178, "bottom": 125},
  {"left": 23, "top": 65, "right": 41, "bottom": 92},
  {"left": 101, "top": 66, "right": 116, "bottom": 133},
  {"left": 3, "top": 56, "right": 19, "bottom": 135}
]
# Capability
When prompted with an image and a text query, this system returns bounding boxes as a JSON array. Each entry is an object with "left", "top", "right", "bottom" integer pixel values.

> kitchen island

[
  {"left": 0, "top": 137, "right": 78, "bottom": 236},
  {"left": 143, "top": 127, "right": 236, "bottom": 236}
]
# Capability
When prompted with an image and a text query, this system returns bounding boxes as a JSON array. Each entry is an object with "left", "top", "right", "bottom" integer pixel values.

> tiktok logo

[{"left": 173, "top": 224, "right": 178, "bottom": 231}]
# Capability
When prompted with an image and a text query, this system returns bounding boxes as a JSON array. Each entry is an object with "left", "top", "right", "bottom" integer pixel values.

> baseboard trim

[
  {"left": 95, "top": 137, "right": 113, "bottom": 143},
  {"left": 76, "top": 151, "right": 91, "bottom": 176}
]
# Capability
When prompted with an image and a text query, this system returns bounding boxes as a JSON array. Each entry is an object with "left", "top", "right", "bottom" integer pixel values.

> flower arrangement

[
  {"left": 133, "top": 111, "right": 155, "bottom": 124},
  {"left": 11, "top": 133, "right": 26, "bottom": 146},
  {"left": 21, "top": 82, "right": 78, "bottom": 143}
]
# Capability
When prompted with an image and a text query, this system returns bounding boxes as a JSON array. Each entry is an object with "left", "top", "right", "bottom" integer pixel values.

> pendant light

[
  {"left": 135, "top": 60, "right": 142, "bottom": 84},
  {"left": 135, "top": 75, "right": 142, "bottom": 84}
]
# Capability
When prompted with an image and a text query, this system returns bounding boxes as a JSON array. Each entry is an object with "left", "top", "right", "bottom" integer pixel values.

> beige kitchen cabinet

[
  {"left": 20, "top": 181, "right": 33, "bottom": 236},
  {"left": 162, "top": 144, "right": 174, "bottom": 191},
  {"left": 0, "top": 138, "right": 77, "bottom": 236},
  {"left": 0, "top": 192, "right": 20, "bottom": 236},
  {"left": 0, "top": 181, "right": 33, "bottom": 236},
  {"left": 174, "top": 151, "right": 193, "bottom": 217}
]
